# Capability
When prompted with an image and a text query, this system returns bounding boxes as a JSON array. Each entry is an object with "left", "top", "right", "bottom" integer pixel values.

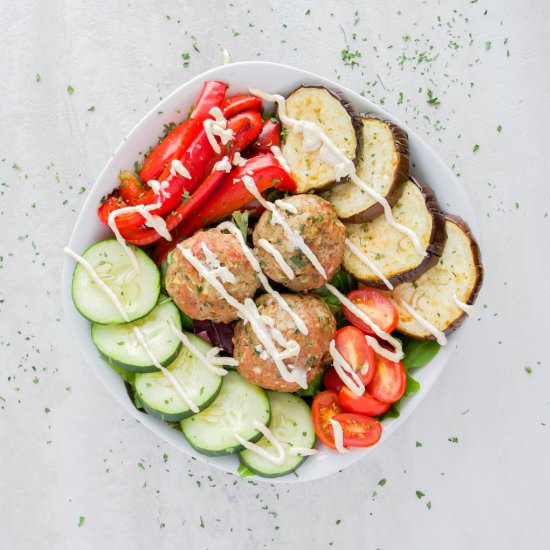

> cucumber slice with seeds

[
  {"left": 71, "top": 239, "right": 160, "bottom": 324},
  {"left": 135, "top": 332, "right": 223, "bottom": 421},
  {"left": 92, "top": 296, "right": 182, "bottom": 372},
  {"left": 181, "top": 371, "right": 270, "bottom": 456},
  {"left": 239, "top": 392, "right": 316, "bottom": 478}
]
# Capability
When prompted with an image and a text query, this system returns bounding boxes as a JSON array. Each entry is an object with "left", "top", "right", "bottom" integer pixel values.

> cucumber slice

[
  {"left": 71, "top": 239, "right": 160, "bottom": 324},
  {"left": 134, "top": 332, "right": 223, "bottom": 421},
  {"left": 160, "top": 249, "right": 173, "bottom": 293},
  {"left": 181, "top": 371, "right": 271, "bottom": 456},
  {"left": 92, "top": 296, "right": 182, "bottom": 372},
  {"left": 239, "top": 392, "right": 316, "bottom": 478}
]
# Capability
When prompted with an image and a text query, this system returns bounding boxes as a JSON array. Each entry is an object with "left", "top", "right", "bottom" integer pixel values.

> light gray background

[{"left": 1, "top": 1, "right": 549, "bottom": 549}]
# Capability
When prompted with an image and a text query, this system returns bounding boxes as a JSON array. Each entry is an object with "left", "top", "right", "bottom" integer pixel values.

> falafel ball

[
  {"left": 165, "top": 227, "right": 260, "bottom": 323},
  {"left": 253, "top": 194, "right": 346, "bottom": 291},
  {"left": 234, "top": 293, "right": 336, "bottom": 392}
]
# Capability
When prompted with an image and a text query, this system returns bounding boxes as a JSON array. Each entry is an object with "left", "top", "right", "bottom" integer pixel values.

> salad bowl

[{"left": 62, "top": 61, "right": 479, "bottom": 483}]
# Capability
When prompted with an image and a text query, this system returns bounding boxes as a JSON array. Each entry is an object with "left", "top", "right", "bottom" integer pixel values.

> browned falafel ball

[
  {"left": 252, "top": 194, "right": 346, "bottom": 291},
  {"left": 233, "top": 293, "right": 336, "bottom": 392},
  {"left": 165, "top": 227, "right": 260, "bottom": 323}
]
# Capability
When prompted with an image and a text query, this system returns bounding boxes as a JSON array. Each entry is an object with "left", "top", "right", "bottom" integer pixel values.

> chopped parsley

[
  {"left": 341, "top": 47, "right": 362, "bottom": 68},
  {"left": 426, "top": 89, "right": 440, "bottom": 106}
]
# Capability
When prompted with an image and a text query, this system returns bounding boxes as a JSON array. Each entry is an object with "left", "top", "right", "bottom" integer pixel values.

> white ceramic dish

[{"left": 62, "top": 61, "right": 479, "bottom": 483}]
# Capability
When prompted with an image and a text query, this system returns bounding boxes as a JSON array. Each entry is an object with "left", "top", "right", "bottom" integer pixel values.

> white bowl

[{"left": 62, "top": 61, "right": 479, "bottom": 483}]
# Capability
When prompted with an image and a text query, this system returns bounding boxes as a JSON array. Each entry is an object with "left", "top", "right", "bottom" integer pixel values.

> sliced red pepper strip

[
  {"left": 120, "top": 109, "right": 263, "bottom": 247},
  {"left": 99, "top": 106, "right": 260, "bottom": 233},
  {"left": 246, "top": 119, "right": 281, "bottom": 155},
  {"left": 117, "top": 171, "right": 149, "bottom": 205},
  {"left": 222, "top": 95, "right": 263, "bottom": 118},
  {"left": 97, "top": 195, "right": 125, "bottom": 226},
  {"left": 191, "top": 80, "right": 228, "bottom": 121},
  {"left": 139, "top": 118, "right": 202, "bottom": 184},
  {"left": 139, "top": 80, "right": 227, "bottom": 183},
  {"left": 152, "top": 153, "right": 296, "bottom": 264}
]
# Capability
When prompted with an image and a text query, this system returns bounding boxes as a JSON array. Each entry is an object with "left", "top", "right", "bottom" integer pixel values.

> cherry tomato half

[
  {"left": 338, "top": 386, "right": 390, "bottom": 416},
  {"left": 330, "top": 413, "right": 382, "bottom": 448},
  {"left": 367, "top": 354, "right": 406, "bottom": 404},
  {"left": 323, "top": 367, "right": 343, "bottom": 392},
  {"left": 342, "top": 289, "right": 399, "bottom": 335},
  {"left": 335, "top": 325, "right": 375, "bottom": 384},
  {"left": 312, "top": 390, "right": 344, "bottom": 449}
]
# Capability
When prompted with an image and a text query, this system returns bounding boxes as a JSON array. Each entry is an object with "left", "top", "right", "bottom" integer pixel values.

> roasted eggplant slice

[
  {"left": 281, "top": 86, "right": 357, "bottom": 193},
  {"left": 343, "top": 178, "right": 447, "bottom": 288},
  {"left": 383, "top": 214, "right": 483, "bottom": 339},
  {"left": 323, "top": 116, "right": 409, "bottom": 222}
]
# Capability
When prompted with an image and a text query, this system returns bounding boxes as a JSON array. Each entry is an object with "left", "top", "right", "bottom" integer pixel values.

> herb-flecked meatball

[
  {"left": 252, "top": 194, "right": 346, "bottom": 291},
  {"left": 165, "top": 227, "right": 260, "bottom": 323},
  {"left": 234, "top": 293, "right": 336, "bottom": 392}
]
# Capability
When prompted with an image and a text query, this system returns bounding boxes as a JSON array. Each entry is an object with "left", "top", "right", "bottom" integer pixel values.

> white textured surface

[{"left": 1, "top": 1, "right": 549, "bottom": 548}]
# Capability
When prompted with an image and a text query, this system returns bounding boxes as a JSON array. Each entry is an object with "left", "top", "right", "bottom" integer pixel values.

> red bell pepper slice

[
  {"left": 247, "top": 119, "right": 281, "bottom": 155},
  {"left": 222, "top": 95, "right": 263, "bottom": 118},
  {"left": 119, "top": 109, "right": 263, "bottom": 247},
  {"left": 151, "top": 153, "right": 296, "bottom": 264},
  {"left": 117, "top": 171, "right": 149, "bottom": 205},
  {"left": 139, "top": 81, "right": 227, "bottom": 183},
  {"left": 99, "top": 108, "right": 261, "bottom": 233},
  {"left": 139, "top": 118, "right": 202, "bottom": 184},
  {"left": 190, "top": 80, "right": 228, "bottom": 121}
]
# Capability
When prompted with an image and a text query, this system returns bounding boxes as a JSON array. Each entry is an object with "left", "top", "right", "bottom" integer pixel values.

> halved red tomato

[
  {"left": 338, "top": 386, "right": 391, "bottom": 416},
  {"left": 312, "top": 390, "right": 344, "bottom": 449},
  {"left": 334, "top": 325, "right": 375, "bottom": 384},
  {"left": 323, "top": 367, "right": 343, "bottom": 393},
  {"left": 367, "top": 354, "right": 406, "bottom": 404},
  {"left": 330, "top": 413, "right": 382, "bottom": 448},
  {"left": 342, "top": 289, "right": 399, "bottom": 335}
]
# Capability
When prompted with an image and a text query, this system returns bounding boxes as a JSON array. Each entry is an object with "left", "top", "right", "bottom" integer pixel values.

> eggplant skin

[
  {"left": 346, "top": 177, "right": 447, "bottom": 289},
  {"left": 280, "top": 86, "right": 358, "bottom": 193},
  {"left": 324, "top": 116, "right": 410, "bottom": 223},
  {"left": 437, "top": 213, "right": 484, "bottom": 337},
  {"left": 385, "top": 214, "right": 483, "bottom": 340}
]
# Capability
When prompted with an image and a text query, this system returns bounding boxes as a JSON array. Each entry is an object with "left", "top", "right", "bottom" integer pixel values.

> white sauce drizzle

[
  {"left": 63, "top": 247, "right": 199, "bottom": 412},
  {"left": 167, "top": 318, "right": 230, "bottom": 376},
  {"left": 213, "top": 155, "right": 232, "bottom": 173},
  {"left": 400, "top": 299, "right": 447, "bottom": 345},
  {"left": 217, "top": 222, "right": 308, "bottom": 336},
  {"left": 345, "top": 238, "right": 394, "bottom": 290},
  {"left": 206, "top": 347, "right": 239, "bottom": 367},
  {"left": 234, "top": 421, "right": 286, "bottom": 465},
  {"left": 232, "top": 152, "right": 247, "bottom": 166},
  {"left": 329, "top": 340, "right": 365, "bottom": 396},
  {"left": 203, "top": 107, "right": 234, "bottom": 154},
  {"left": 274, "top": 199, "right": 298, "bottom": 214},
  {"left": 177, "top": 244, "right": 308, "bottom": 388},
  {"left": 453, "top": 292, "right": 476, "bottom": 316},
  {"left": 148, "top": 179, "right": 171, "bottom": 198},
  {"left": 108, "top": 201, "right": 171, "bottom": 272},
  {"left": 200, "top": 242, "right": 236, "bottom": 285},
  {"left": 169, "top": 159, "right": 191, "bottom": 179},
  {"left": 257, "top": 238, "right": 296, "bottom": 280},
  {"left": 325, "top": 283, "right": 404, "bottom": 362},
  {"left": 249, "top": 88, "right": 425, "bottom": 257},
  {"left": 329, "top": 418, "right": 349, "bottom": 453},
  {"left": 363, "top": 335, "right": 401, "bottom": 363},
  {"left": 243, "top": 175, "right": 328, "bottom": 279},
  {"left": 238, "top": 175, "right": 406, "bottom": 362},
  {"left": 270, "top": 145, "right": 291, "bottom": 173},
  {"left": 138, "top": 205, "right": 172, "bottom": 241}
]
